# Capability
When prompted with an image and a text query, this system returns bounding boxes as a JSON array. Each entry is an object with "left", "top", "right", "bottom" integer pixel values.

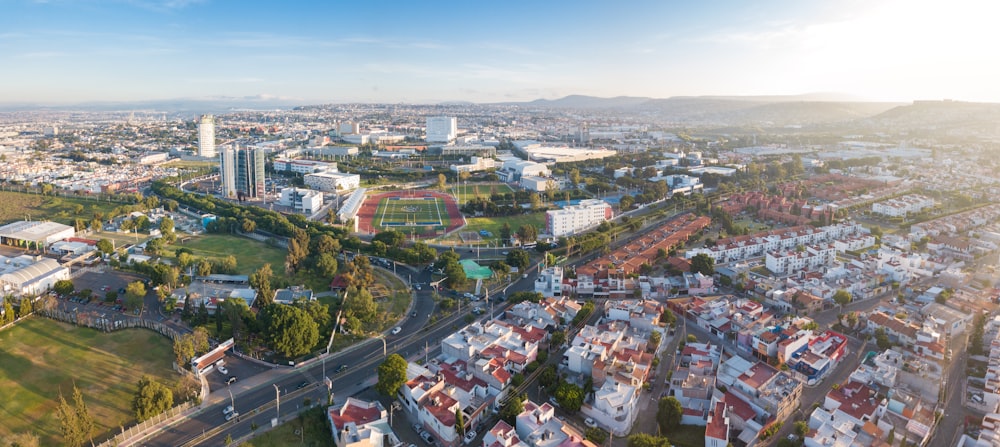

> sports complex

[{"left": 356, "top": 190, "right": 465, "bottom": 237}]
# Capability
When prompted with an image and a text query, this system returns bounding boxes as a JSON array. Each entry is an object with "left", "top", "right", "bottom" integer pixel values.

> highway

[{"left": 143, "top": 272, "right": 538, "bottom": 446}]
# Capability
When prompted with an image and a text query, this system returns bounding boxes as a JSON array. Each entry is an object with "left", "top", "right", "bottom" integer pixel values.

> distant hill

[
  {"left": 0, "top": 96, "right": 303, "bottom": 114},
  {"left": 512, "top": 94, "right": 901, "bottom": 126},
  {"left": 854, "top": 100, "right": 1000, "bottom": 139}
]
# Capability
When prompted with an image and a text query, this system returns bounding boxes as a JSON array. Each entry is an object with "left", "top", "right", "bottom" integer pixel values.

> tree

[
  {"left": 794, "top": 421, "right": 809, "bottom": 437},
  {"left": 499, "top": 223, "right": 513, "bottom": 245},
  {"left": 18, "top": 297, "right": 32, "bottom": 318},
  {"left": 53, "top": 279, "right": 75, "bottom": 296},
  {"left": 2, "top": 298, "right": 14, "bottom": 325},
  {"left": 550, "top": 330, "right": 566, "bottom": 348},
  {"left": 545, "top": 180, "right": 558, "bottom": 202},
  {"left": 177, "top": 252, "right": 195, "bottom": 271},
  {"left": 506, "top": 249, "right": 531, "bottom": 270},
  {"left": 160, "top": 216, "right": 175, "bottom": 236},
  {"left": 343, "top": 286, "right": 378, "bottom": 324},
  {"left": 124, "top": 281, "right": 146, "bottom": 311},
  {"left": 833, "top": 289, "right": 852, "bottom": 308},
  {"left": 455, "top": 408, "right": 466, "bottom": 436},
  {"left": 249, "top": 264, "right": 274, "bottom": 306},
  {"left": 529, "top": 193, "right": 542, "bottom": 210},
  {"left": 499, "top": 394, "right": 525, "bottom": 425},
  {"left": 373, "top": 230, "right": 406, "bottom": 248},
  {"left": 173, "top": 334, "right": 195, "bottom": 366},
  {"left": 437, "top": 173, "right": 447, "bottom": 191},
  {"left": 627, "top": 433, "right": 671, "bottom": 447},
  {"left": 198, "top": 259, "right": 213, "bottom": 277},
  {"left": 72, "top": 384, "right": 94, "bottom": 445},
  {"left": 569, "top": 168, "right": 581, "bottom": 186},
  {"left": 690, "top": 253, "right": 715, "bottom": 276},
  {"left": 516, "top": 225, "right": 538, "bottom": 244},
  {"left": 5, "top": 431, "right": 40, "bottom": 447},
  {"left": 443, "top": 261, "right": 468, "bottom": 289},
  {"left": 316, "top": 253, "right": 339, "bottom": 278},
  {"left": 261, "top": 304, "right": 319, "bottom": 358},
  {"left": 553, "top": 382, "right": 584, "bottom": 412},
  {"left": 133, "top": 375, "right": 173, "bottom": 421},
  {"left": 874, "top": 327, "right": 892, "bottom": 350},
  {"left": 96, "top": 238, "right": 114, "bottom": 255},
  {"left": 657, "top": 396, "right": 682, "bottom": 432},
  {"left": 56, "top": 391, "right": 85, "bottom": 447},
  {"left": 314, "top": 234, "right": 341, "bottom": 254},
  {"left": 491, "top": 261, "right": 511, "bottom": 279},
  {"left": 376, "top": 353, "right": 408, "bottom": 396}
]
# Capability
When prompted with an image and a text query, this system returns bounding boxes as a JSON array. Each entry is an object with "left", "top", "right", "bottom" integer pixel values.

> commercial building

[
  {"left": 449, "top": 156, "right": 496, "bottom": 173},
  {"left": 426, "top": 116, "right": 457, "bottom": 143},
  {"left": 0, "top": 258, "right": 69, "bottom": 297},
  {"left": 198, "top": 115, "right": 216, "bottom": 158},
  {"left": 273, "top": 158, "right": 337, "bottom": 174},
  {"left": 545, "top": 199, "right": 613, "bottom": 237},
  {"left": 278, "top": 187, "right": 323, "bottom": 214},
  {"left": 0, "top": 221, "right": 75, "bottom": 250},
  {"left": 305, "top": 171, "right": 361, "bottom": 192},
  {"left": 220, "top": 147, "right": 265, "bottom": 199}
]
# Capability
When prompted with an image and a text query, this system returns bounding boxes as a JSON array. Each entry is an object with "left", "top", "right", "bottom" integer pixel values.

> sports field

[
  {"left": 356, "top": 190, "right": 465, "bottom": 237},
  {"left": 167, "top": 233, "right": 286, "bottom": 274},
  {"left": 0, "top": 318, "right": 176, "bottom": 445},
  {"left": 450, "top": 183, "right": 515, "bottom": 203},
  {"left": 375, "top": 197, "right": 449, "bottom": 227}
]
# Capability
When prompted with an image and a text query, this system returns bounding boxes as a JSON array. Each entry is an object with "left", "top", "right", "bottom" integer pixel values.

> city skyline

[{"left": 3, "top": 0, "right": 999, "bottom": 105}]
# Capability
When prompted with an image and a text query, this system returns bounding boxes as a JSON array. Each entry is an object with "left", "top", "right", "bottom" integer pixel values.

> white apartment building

[
  {"left": 545, "top": 199, "right": 612, "bottom": 237},
  {"left": 533, "top": 267, "right": 563, "bottom": 297},
  {"left": 765, "top": 244, "right": 836, "bottom": 275},
  {"left": 304, "top": 171, "right": 361, "bottom": 192},
  {"left": 273, "top": 158, "right": 337, "bottom": 174},
  {"left": 426, "top": 116, "right": 457, "bottom": 143},
  {"left": 278, "top": 187, "right": 323, "bottom": 214},
  {"left": 871, "top": 194, "right": 935, "bottom": 217},
  {"left": 198, "top": 115, "right": 216, "bottom": 158},
  {"left": 686, "top": 222, "right": 863, "bottom": 264},
  {"left": 450, "top": 156, "right": 497, "bottom": 173}
]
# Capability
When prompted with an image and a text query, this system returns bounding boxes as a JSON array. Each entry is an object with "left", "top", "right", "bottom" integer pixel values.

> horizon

[{"left": 3, "top": 0, "right": 999, "bottom": 105}]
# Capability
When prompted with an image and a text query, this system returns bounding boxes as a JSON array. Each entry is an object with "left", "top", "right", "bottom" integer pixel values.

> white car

[
  {"left": 392, "top": 327, "right": 402, "bottom": 335},
  {"left": 223, "top": 405, "right": 233, "bottom": 415},
  {"left": 464, "top": 430, "right": 477, "bottom": 444},
  {"left": 217, "top": 366, "right": 228, "bottom": 375},
  {"left": 584, "top": 418, "right": 598, "bottom": 428},
  {"left": 225, "top": 411, "right": 239, "bottom": 421}
]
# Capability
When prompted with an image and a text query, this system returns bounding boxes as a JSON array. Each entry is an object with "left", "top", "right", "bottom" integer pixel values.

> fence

[
  {"left": 39, "top": 308, "right": 183, "bottom": 340},
  {"left": 95, "top": 401, "right": 197, "bottom": 447}
]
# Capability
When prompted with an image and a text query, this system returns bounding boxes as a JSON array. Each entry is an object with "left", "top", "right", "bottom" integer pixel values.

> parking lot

[
  {"left": 73, "top": 269, "right": 146, "bottom": 302},
  {"left": 205, "top": 354, "right": 272, "bottom": 392}
]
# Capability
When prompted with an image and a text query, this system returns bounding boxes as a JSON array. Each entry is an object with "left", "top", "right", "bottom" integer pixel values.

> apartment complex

[
  {"left": 545, "top": 199, "right": 612, "bottom": 237},
  {"left": 426, "top": 116, "right": 458, "bottom": 143},
  {"left": 198, "top": 114, "right": 216, "bottom": 158},
  {"left": 220, "top": 147, "right": 265, "bottom": 199}
]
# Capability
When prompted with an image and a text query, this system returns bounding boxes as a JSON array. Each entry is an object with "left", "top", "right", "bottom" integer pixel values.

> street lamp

[
  {"left": 273, "top": 384, "right": 280, "bottom": 421},
  {"left": 379, "top": 335, "right": 387, "bottom": 357},
  {"left": 226, "top": 384, "right": 236, "bottom": 414}
]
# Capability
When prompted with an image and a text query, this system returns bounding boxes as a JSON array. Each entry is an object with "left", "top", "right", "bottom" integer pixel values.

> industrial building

[{"left": 0, "top": 221, "right": 75, "bottom": 250}]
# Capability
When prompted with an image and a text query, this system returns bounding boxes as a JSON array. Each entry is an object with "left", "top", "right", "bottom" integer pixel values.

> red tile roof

[{"left": 706, "top": 401, "right": 729, "bottom": 441}]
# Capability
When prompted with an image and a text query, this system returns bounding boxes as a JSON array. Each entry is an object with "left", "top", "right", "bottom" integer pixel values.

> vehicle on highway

[
  {"left": 223, "top": 405, "right": 234, "bottom": 415},
  {"left": 337, "top": 364, "right": 348, "bottom": 373},
  {"left": 297, "top": 381, "right": 309, "bottom": 389},
  {"left": 463, "top": 430, "right": 477, "bottom": 444},
  {"left": 225, "top": 411, "right": 239, "bottom": 421},
  {"left": 392, "top": 326, "right": 402, "bottom": 335},
  {"left": 226, "top": 376, "right": 238, "bottom": 384},
  {"left": 411, "top": 311, "right": 418, "bottom": 318}
]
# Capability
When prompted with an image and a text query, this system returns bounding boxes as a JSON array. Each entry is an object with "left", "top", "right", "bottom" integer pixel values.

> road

[{"left": 143, "top": 273, "right": 539, "bottom": 446}]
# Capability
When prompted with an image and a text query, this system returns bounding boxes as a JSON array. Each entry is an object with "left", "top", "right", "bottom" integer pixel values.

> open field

[
  {"left": 241, "top": 406, "right": 334, "bottom": 447},
  {"left": 166, "top": 233, "right": 287, "bottom": 274},
  {"left": 0, "top": 318, "right": 176, "bottom": 445},
  {"left": 0, "top": 191, "right": 120, "bottom": 226},
  {"left": 450, "top": 182, "right": 514, "bottom": 203},
  {"left": 374, "top": 197, "right": 449, "bottom": 228},
  {"left": 162, "top": 159, "right": 219, "bottom": 170},
  {"left": 461, "top": 214, "right": 546, "bottom": 242}
]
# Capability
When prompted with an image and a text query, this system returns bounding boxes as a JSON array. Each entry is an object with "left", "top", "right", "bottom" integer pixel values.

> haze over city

[{"left": 4, "top": 0, "right": 1000, "bottom": 105}]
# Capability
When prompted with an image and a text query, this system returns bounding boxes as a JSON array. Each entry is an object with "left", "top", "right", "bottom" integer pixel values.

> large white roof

[{"left": 0, "top": 221, "right": 73, "bottom": 241}]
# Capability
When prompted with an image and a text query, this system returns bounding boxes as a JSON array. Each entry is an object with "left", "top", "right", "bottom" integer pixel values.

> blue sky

[{"left": 2, "top": 0, "right": 998, "bottom": 104}]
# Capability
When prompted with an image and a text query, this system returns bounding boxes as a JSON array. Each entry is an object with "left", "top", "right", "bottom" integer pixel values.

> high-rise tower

[
  {"left": 219, "top": 147, "right": 265, "bottom": 200},
  {"left": 198, "top": 115, "right": 216, "bottom": 158}
]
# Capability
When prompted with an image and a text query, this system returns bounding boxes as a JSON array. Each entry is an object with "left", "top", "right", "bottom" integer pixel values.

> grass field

[
  {"left": 166, "top": 233, "right": 287, "bottom": 274},
  {"left": 0, "top": 318, "right": 176, "bottom": 445},
  {"left": 661, "top": 424, "right": 706, "bottom": 447},
  {"left": 373, "top": 197, "right": 449, "bottom": 228},
  {"left": 462, "top": 213, "right": 546, "bottom": 241},
  {"left": 162, "top": 160, "right": 219, "bottom": 170},
  {"left": 0, "top": 191, "right": 121, "bottom": 226},
  {"left": 450, "top": 182, "right": 514, "bottom": 203},
  {"left": 241, "top": 406, "right": 334, "bottom": 447}
]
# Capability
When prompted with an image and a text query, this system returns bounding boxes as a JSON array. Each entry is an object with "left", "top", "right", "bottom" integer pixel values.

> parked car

[
  {"left": 217, "top": 366, "right": 228, "bottom": 375},
  {"left": 420, "top": 431, "right": 435, "bottom": 444},
  {"left": 223, "top": 405, "right": 234, "bottom": 415},
  {"left": 412, "top": 423, "right": 423, "bottom": 433},
  {"left": 391, "top": 326, "right": 402, "bottom": 335},
  {"left": 226, "top": 376, "right": 238, "bottom": 384},
  {"left": 464, "top": 430, "right": 477, "bottom": 444},
  {"left": 584, "top": 418, "right": 598, "bottom": 428}
]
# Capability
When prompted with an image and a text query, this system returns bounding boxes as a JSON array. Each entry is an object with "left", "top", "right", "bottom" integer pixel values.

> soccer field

[{"left": 375, "top": 197, "right": 449, "bottom": 227}]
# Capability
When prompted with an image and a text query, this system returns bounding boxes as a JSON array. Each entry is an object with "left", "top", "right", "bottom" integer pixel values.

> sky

[{"left": 2, "top": 0, "right": 999, "bottom": 104}]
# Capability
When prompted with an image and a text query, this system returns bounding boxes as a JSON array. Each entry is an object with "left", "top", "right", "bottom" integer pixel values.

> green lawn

[
  {"left": 0, "top": 191, "right": 121, "bottom": 227},
  {"left": 662, "top": 424, "right": 706, "bottom": 447},
  {"left": 0, "top": 318, "right": 176, "bottom": 445},
  {"left": 374, "top": 197, "right": 449, "bottom": 227},
  {"left": 162, "top": 160, "right": 218, "bottom": 170},
  {"left": 450, "top": 183, "right": 514, "bottom": 204},
  {"left": 462, "top": 213, "right": 546, "bottom": 242},
  {"left": 166, "top": 233, "right": 287, "bottom": 274},
  {"left": 241, "top": 406, "right": 334, "bottom": 447}
]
